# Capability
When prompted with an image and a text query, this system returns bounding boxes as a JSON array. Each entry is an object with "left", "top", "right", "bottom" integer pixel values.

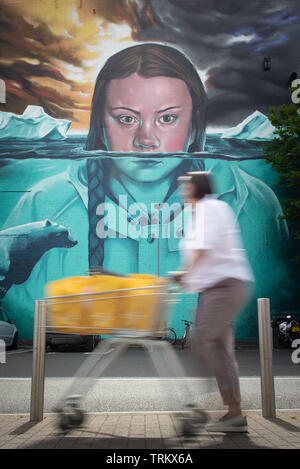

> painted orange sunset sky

[{"left": 0, "top": 0, "right": 147, "bottom": 132}]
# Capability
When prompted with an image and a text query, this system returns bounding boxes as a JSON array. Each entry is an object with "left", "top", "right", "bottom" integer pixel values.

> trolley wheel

[
  {"left": 58, "top": 412, "right": 71, "bottom": 432},
  {"left": 180, "top": 417, "right": 207, "bottom": 437},
  {"left": 180, "top": 408, "right": 208, "bottom": 437},
  {"left": 57, "top": 406, "right": 85, "bottom": 432},
  {"left": 69, "top": 407, "right": 85, "bottom": 427},
  {"left": 181, "top": 418, "right": 198, "bottom": 437}
]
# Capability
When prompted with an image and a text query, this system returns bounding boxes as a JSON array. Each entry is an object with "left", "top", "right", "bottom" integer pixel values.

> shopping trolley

[{"left": 45, "top": 273, "right": 196, "bottom": 433}]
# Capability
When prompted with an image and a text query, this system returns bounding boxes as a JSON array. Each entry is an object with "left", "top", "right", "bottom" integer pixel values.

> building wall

[{"left": 0, "top": 0, "right": 299, "bottom": 340}]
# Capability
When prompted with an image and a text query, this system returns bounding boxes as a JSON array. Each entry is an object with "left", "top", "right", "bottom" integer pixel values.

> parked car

[
  {"left": 46, "top": 332, "right": 100, "bottom": 352},
  {"left": 0, "top": 306, "right": 18, "bottom": 349}
]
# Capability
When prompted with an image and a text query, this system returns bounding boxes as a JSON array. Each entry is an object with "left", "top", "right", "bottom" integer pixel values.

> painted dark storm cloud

[
  {"left": 134, "top": 0, "right": 300, "bottom": 127},
  {"left": 0, "top": 0, "right": 299, "bottom": 128}
]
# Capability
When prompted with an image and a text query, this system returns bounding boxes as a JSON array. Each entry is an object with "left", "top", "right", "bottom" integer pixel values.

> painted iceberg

[
  {"left": 0, "top": 105, "right": 71, "bottom": 140},
  {"left": 221, "top": 110, "right": 275, "bottom": 140}
]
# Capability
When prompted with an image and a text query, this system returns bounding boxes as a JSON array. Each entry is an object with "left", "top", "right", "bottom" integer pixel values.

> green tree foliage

[{"left": 263, "top": 86, "right": 300, "bottom": 263}]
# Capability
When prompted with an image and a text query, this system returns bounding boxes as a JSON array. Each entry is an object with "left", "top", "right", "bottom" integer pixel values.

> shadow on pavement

[
  {"left": 267, "top": 417, "right": 300, "bottom": 433},
  {"left": 20, "top": 433, "right": 273, "bottom": 450},
  {"left": 8, "top": 416, "right": 273, "bottom": 450},
  {"left": 10, "top": 421, "right": 38, "bottom": 435}
]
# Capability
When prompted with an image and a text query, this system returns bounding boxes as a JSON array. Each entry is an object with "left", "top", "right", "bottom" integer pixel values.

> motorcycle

[{"left": 272, "top": 314, "right": 300, "bottom": 348}]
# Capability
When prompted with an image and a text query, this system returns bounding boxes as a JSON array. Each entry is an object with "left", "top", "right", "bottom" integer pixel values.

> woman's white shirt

[{"left": 179, "top": 196, "right": 254, "bottom": 293}]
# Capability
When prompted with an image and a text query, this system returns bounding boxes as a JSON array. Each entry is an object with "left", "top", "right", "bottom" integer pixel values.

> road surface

[{"left": 0, "top": 345, "right": 299, "bottom": 414}]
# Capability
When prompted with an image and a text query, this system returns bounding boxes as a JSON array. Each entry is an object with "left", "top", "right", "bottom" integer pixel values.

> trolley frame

[{"left": 30, "top": 283, "right": 195, "bottom": 427}]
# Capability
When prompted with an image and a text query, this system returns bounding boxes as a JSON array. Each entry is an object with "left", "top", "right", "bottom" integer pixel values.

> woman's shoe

[{"left": 205, "top": 413, "right": 248, "bottom": 433}]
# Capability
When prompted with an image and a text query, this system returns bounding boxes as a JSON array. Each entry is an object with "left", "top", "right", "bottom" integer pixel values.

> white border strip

[
  {"left": 0, "top": 376, "right": 300, "bottom": 381},
  {"left": 1, "top": 408, "right": 300, "bottom": 416}
]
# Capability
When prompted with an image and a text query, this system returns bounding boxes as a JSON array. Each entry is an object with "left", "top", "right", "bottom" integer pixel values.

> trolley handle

[{"left": 87, "top": 267, "right": 126, "bottom": 277}]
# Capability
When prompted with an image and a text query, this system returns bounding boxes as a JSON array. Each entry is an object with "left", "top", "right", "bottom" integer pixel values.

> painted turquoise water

[{"left": 0, "top": 135, "right": 298, "bottom": 340}]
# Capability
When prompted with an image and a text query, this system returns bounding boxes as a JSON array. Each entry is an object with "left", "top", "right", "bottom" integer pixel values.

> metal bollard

[
  {"left": 258, "top": 298, "right": 276, "bottom": 418},
  {"left": 30, "top": 300, "right": 46, "bottom": 422}
]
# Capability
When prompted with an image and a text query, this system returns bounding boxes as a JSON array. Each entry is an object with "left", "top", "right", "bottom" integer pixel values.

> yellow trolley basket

[{"left": 46, "top": 273, "right": 167, "bottom": 336}]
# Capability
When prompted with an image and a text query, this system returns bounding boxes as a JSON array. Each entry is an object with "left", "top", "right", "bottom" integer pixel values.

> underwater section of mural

[{"left": 0, "top": 0, "right": 299, "bottom": 341}]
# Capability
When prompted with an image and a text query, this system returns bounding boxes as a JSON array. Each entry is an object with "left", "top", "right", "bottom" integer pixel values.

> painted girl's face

[{"left": 103, "top": 73, "right": 195, "bottom": 182}]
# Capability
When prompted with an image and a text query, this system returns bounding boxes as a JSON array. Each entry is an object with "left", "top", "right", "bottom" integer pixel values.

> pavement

[
  {"left": 1, "top": 344, "right": 300, "bottom": 450},
  {"left": 1, "top": 409, "right": 300, "bottom": 449}
]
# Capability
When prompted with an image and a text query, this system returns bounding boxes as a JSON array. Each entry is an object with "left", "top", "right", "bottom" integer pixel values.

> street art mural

[{"left": 0, "top": 0, "right": 299, "bottom": 340}]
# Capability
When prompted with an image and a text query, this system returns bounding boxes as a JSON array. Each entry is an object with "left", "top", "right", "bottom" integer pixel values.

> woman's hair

[
  {"left": 86, "top": 43, "right": 207, "bottom": 152},
  {"left": 180, "top": 171, "right": 215, "bottom": 200}
]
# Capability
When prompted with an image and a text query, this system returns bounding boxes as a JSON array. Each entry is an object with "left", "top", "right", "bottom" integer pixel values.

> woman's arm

[{"left": 175, "top": 249, "right": 207, "bottom": 285}]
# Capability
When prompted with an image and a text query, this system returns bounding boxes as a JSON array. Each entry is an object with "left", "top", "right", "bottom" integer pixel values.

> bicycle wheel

[{"left": 168, "top": 328, "right": 177, "bottom": 345}]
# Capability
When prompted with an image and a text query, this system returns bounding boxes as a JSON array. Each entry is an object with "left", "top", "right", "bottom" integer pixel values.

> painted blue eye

[
  {"left": 118, "top": 115, "right": 137, "bottom": 125},
  {"left": 159, "top": 114, "right": 177, "bottom": 124}
]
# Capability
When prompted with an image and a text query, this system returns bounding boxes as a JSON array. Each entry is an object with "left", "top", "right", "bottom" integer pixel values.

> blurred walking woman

[{"left": 178, "top": 171, "right": 254, "bottom": 434}]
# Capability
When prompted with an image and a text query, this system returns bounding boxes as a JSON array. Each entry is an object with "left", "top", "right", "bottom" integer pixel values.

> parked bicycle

[
  {"left": 160, "top": 320, "right": 194, "bottom": 348},
  {"left": 180, "top": 320, "right": 193, "bottom": 349}
]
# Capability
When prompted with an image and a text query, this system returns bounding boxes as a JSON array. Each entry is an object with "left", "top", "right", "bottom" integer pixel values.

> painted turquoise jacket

[{"left": 1, "top": 158, "right": 290, "bottom": 339}]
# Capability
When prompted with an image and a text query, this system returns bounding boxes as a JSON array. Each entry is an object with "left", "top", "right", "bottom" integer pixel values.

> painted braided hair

[{"left": 85, "top": 43, "right": 207, "bottom": 269}]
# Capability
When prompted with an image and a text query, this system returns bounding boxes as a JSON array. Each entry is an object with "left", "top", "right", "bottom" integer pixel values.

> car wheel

[
  {"left": 11, "top": 332, "right": 18, "bottom": 350},
  {"left": 83, "top": 336, "right": 95, "bottom": 353},
  {"left": 95, "top": 335, "right": 101, "bottom": 347}
]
